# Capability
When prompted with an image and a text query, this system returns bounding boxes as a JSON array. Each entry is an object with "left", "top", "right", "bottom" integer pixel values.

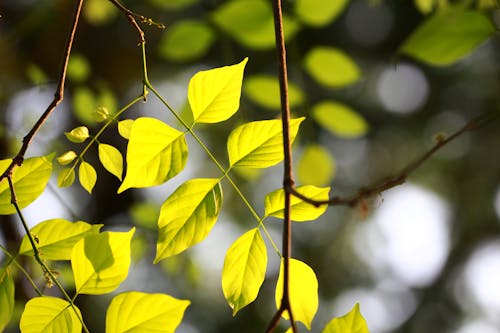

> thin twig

[
  {"left": 0, "top": 0, "right": 83, "bottom": 181},
  {"left": 267, "top": 0, "right": 298, "bottom": 332},
  {"left": 290, "top": 111, "right": 497, "bottom": 208}
]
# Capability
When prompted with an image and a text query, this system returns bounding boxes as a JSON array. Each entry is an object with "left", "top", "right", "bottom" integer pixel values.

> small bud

[
  {"left": 65, "top": 126, "right": 90, "bottom": 143},
  {"left": 93, "top": 106, "right": 109, "bottom": 122},
  {"left": 433, "top": 132, "right": 447, "bottom": 143},
  {"left": 56, "top": 151, "right": 77, "bottom": 165}
]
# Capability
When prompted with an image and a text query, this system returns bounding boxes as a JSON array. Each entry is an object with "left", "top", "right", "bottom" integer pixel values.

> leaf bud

[
  {"left": 93, "top": 106, "right": 109, "bottom": 122},
  {"left": 65, "top": 126, "right": 90, "bottom": 143},
  {"left": 56, "top": 151, "right": 77, "bottom": 165}
]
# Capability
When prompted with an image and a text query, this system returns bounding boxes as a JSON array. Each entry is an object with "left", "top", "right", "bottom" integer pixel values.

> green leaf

[
  {"left": 67, "top": 53, "right": 91, "bottom": 82},
  {"left": 188, "top": 58, "right": 248, "bottom": 124},
  {"left": 399, "top": 7, "right": 495, "bottom": 66},
  {"left": 222, "top": 228, "right": 267, "bottom": 315},
  {"left": 155, "top": 179, "right": 222, "bottom": 262},
  {"left": 294, "top": 0, "right": 349, "bottom": 27},
  {"left": 298, "top": 144, "right": 336, "bottom": 186},
  {"left": 58, "top": 168, "right": 75, "bottom": 188},
  {"left": 159, "top": 19, "right": 215, "bottom": 62},
  {"left": 227, "top": 118, "right": 305, "bottom": 168},
  {"left": 0, "top": 268, "right": 14, "bottom": 332},
  {"left": 118, "top": 119, "right": 134, "bottom": 139},
  {"left": 211, "top": 0, "right": 300, "bottom": 50},
  {"left": 264, "top": 185, "right": 330, "bottom": 222},
  {"left": 243, "top": 75, "right": 305, "bottom": 111},
  {"left": 106, "top": 291, "right": 190, "bottom": 333},
  {"left": 83, "top": 0, "right": 117, "bottom": 25},
  {"left": 56, "top": 151, "right": 77, "bottom": 166},
  {"left": 414, "top": 0, "right": 436, "bottom": 14},
  {"left": 19, "top": 219, "right": 102, "bottom": 260},
  {"left": 79, "top": 161, "right": 97, "bottom": 194},
  {"left": 72, "top": 228, "right": 135, "bottom": 295},
  {"left": 304, "top": 47, "right": 361, "bottom": 88},
  {"left": 98, "top": 144, "right": 123, "bottom": 181},
  {"left": 65, "top": 126, "right": 90, "bottom": 143},
  {"left": 312, "top": 101, "right": 368, "bottom": 138},
  {"left": 322, "top": 303, "right": 370, "bottom": 333},
  {"left": 20, "top": 296, "right": 82, "bottom": 333},
  {"left": 275, "top": 258, "right": 318, "bottom": 329},
  {"left": 0, "top": 155, "right": 53, "bottom": 215},
  {"left": 118, "top": 117, "right": 188, "bottom": 193}
]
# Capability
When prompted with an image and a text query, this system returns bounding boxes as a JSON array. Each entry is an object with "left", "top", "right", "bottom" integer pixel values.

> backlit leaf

[
  {"left": 275, "top": 258, "right": 319, "bottom": 329},
  {"left": 298, "top": 144, "right": 336, "bottom": 186},
  {"left": 243, "top": 75, "right": 305, "bottom": 110},
  {"left": 399, "top": 7, "right": 495, "bottom": 66},
  {"left": 20, "top": 297, "right": 82, "bottom": 333},
  {"left": 118, "top": 119, "right": 134, "bottom": 139},
  {"left": 56, "top": 151, "right": 77, "bottom": 166},
  {"left": 79, "top": 161, "right": 97, "bottom": 194},
  {"left": 222, "top": 228, "right": 267, "bottom": 315},
  {"left": 67, "top": 53, "right": 91, "bottom": 82},
  {"left": 304, "top": 47, "right": 361, "bottom": 88},
  {"left": 98, "top": 144, "right": 123, "bottom": 181},
  {"left": 188, "top": 58, "right": 247, "bottom": 124},
  {"left": 159, "top": 19, "right": 215, "bottom": 62},
  {"left": 414, "top": 0, "right": 436, "bottom": 14},
  {"left": 264, "top": 185, "right": 329, "bottom": 222},
  {"left": 211, "top": 0, "right": 300, "bottom": 50},
  {"left": 155, "top": 179, "right": 222, "bottom": 262},
  {"left": 19, "top": 219, "right": 102, "bottom": 260},
  {"left": 83, "top": 0, "right": 117, "bottom": 25},
  {"left": 118, "top": 117, "right": 188, "bottom": 193},
  {"left": 72, "top": 228, "right": 135, "bottom": 295},
  {"left": 227, "top": 118, "right": 305, "bottom": 168},
  {"left": 0, "top": 268, "right": 14, "bottom": 332},
  {"left": 322, "top": 303, "right": 370, "bottom": 333},
  {"left": 65, "top": 126, "right": 89, "bottom": 143},
  {"left": 0, "top": 155, "right": 53, "bottom": 215},
  {"left": 106, "top": 291, "right": 190, "bottom": 333},
  {"left": 312, "top": 101, "right": 368, "bottom": 138},
  {"left": 294, "top": 0, "right": 349, "bottom": 27},
  {"left": 58, "top": 168, "right": 75, "bottom": 188}
]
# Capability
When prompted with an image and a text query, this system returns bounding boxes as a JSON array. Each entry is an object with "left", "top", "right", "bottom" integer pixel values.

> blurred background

[{"left": 1, "top": 0, "right": 500, "bottom": 332}]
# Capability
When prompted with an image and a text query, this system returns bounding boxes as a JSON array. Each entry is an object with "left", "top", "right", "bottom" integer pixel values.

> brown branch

[
  {"left": 0, "top": 0, "right": 83, "bottom": 181},
  {"left": 266, "top": 0, "right": 298, "bottom": 332},
  {"left": 291, "top": 111, "right": 497, "bottom": 208}
]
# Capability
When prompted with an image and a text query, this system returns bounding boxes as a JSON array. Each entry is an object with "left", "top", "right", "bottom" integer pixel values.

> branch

[
  {"left": 266, "top": 0, "right": 298, "bottom": 332},
  {"left": 0, "top": 0, "right": 83, "bottom": 181},
  {"left": 290, "top": 111, "right": 497, "bottom": 208}
]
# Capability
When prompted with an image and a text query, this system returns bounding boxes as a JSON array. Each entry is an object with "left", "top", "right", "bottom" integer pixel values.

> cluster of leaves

[{"left": 1, "top": 0, "right": 498, "bottom": 332}]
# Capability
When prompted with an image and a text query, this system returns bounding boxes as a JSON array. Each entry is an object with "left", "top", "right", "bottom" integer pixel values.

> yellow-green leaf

[
  {"left": 118, "top": 117, "right": 188, "bottom": 193},
  {"left": 414, "top": 0, "right": 436, "bottom": 14},
  {"left": 210, "top": 0, "right": 300, "bottom": 50},
  {"left": 188, "top": 58, "right": 247, "bottom": 124},
  {"left": 58, "top": 168, "right": 75, "bottom": 188},
  {"left": 93, "top": 106, "right": 109, "bottom": 122},
  {"left": 65, "top": 126, "right": 89, "bottom": 143},
  {"left": 304, "top": 47, "right": 361, "bottom": 88},
  {"left": 118, "top": 119, "right": 134, "bottom": 139},
  {"left": 298, "top": 144, "right": 336, "bottom": 186},
  {"left": 79, "top": 161, "right": 97, "bottom": 194},
  {"left": 294, "top": 0, "right": 349, "bottom": 27},
  {"left": 264, "top": 185, "right": 329, "bottom": 222},
  {"left": 155, "top": 179, "right": 222, "bottom": 262},
  {"left": 56, "top": 151, "right": 77, "bottom": 166},
  {"left": 159, "top": 19, "right": 215, "bottom": 62},
  {"left": 322, "top": 303, "right": 370, "bottom": 333},
  {"left": 83, "top": 0, "right": 117, "bottom": 25},
  {"left": 399, "top": 7, "right": 495, "bottom": 66},
  {"left": 312, "top": 101, "right": 368, "bottom": 138},
  {"left": 106, "top": 291, "right": 190, "bottom": 333},
  {"left": 0, "top": 155, "right": 53, "bottom": 215},
  {"left": 67, "top": 53, "right": 91, "bottom": 82},
  {"left": 72, "top": 228, "right": 135, "bottom": 295},
  {"left": 227, "top": 118, "right": 305, "bottom": 168},
  {"left": 222, "top": 228, "right": 267, "bottom": 315},
  {"left": 19, "top": 219, "right": 102, "bottom": 260},
  {"left": 0, "top": 268, "right": 14, "bottom": 332},
  {"left": 20, "top": 296, "right": 82, "bottom": 333},
  {"left": 98, "top": 143, "right": 123, "bottom": 181},
  {"left": 275, "top": 258, "right": 318, "bottom": 329},
  {"left": 243, "top": 75, "right": 305, "bottom": 111}
]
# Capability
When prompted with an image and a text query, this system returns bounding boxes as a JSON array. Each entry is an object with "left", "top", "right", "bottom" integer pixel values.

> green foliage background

[{"left": 0, "top": 0, "right": 499, "bottom": 332}]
